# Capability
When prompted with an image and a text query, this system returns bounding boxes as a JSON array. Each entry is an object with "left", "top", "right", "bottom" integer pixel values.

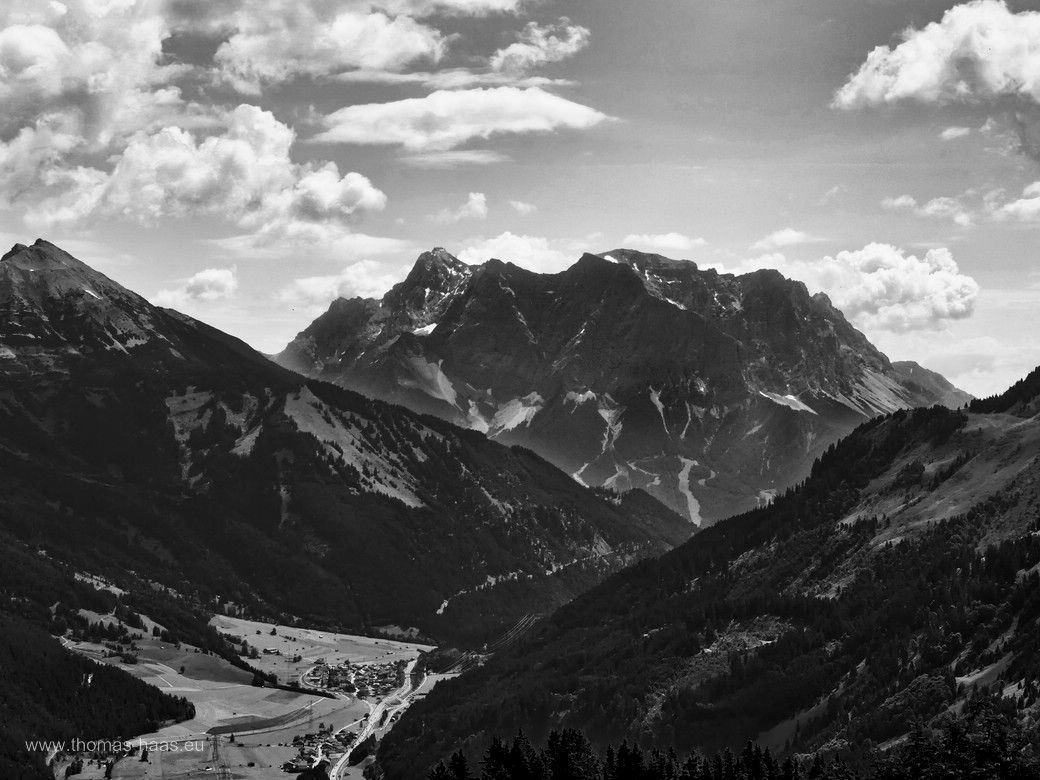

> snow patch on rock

[
  {"left": 490, "top": 392, "right": 544, "bottom": 434},
  {"left": 677, "top": 457, "right": 703, "bottom": 525},
  {"left": 759, "top": 391, "right": 818, "bottom": 415}
]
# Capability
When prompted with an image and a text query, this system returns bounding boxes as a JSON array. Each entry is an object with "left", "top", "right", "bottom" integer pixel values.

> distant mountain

[
  {"left": 0, "top": 240, "right": 689, "bottom": 648},
  {"left": 276, "top": 247, "right": 971, "bottom": 524},
  {"left": 377, "top": 366, "right": 1040, "bottom": 777}
]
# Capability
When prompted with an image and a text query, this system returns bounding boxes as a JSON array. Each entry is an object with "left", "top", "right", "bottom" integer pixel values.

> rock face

[
  {"left": 276, "top": 247, "right": 971, "bottom": 524},
  {"left": 0, "top": 240, "right": 690, "bottom": 646}
]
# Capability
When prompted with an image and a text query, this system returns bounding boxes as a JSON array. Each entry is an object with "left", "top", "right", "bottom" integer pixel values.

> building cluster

[
  {"left": 302, "top": 658, "right": 406, "bottom": 697},
  {"left": 281, "top": 724, "right": 359, "bottom": 773}
]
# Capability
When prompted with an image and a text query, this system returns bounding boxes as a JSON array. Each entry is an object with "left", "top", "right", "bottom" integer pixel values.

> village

[
  {"left": 53, "top": 611, "right": 435, "bottom": 779},
  {"left": 301, "top": 656, "right": 407, "bottom": 699}
]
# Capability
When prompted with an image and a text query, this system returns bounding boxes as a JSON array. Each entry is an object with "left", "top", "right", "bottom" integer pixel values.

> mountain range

[
  {"left": 1, "top": 237, "right": 1012, "bottom": 780},
  {"left": 0, "top": 239, "right": 688, "bottom": 649},
  {"left": 377, "top": 364, "right": 1040, "bottom": 777},
  {"left": 277, "top": 248, "right": 970, "bottom": 525}
]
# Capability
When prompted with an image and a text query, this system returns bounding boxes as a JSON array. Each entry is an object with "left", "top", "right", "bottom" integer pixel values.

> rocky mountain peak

[
  {"left": 276, "top": 246, "right": 971, "bottom": 525},
  {"left": 0, "top": 239, "right": 273, "bottom": 380},
  {"left": 1, "top": 239, "right": 154, "bottom": 354},
  {"left": 384, "top": 247, "right": 472, "bottom": 322},
  {"left": 3, "top": 239, "right": 103, "bottom": 282},
  {"left": 1, "top": 243, "right": 29, "bottom": 262},
  {"left": 399, "top": 246, "right": 471, "bottom": 288}
]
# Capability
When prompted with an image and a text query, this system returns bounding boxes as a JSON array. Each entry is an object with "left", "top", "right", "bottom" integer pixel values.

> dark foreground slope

[
  {"left": 0, "top": 240, "right": 689, "bottom": 649},
  {"left": 0, "top": 542, "right": 198, "bottom": 778},
  {"left": 278, "top": 248, "right": 970, "bottom": 525},
  {"left": 378, "top": 368, "right": 1040, "bottom": 777},
  {"left": 0, "top": 613, "right": 194, "bottom": 779}
]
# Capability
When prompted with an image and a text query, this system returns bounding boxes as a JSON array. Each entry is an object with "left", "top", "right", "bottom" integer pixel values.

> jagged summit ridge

[{"left": 276, "top": 246, "right": 972, "bottom": 525}]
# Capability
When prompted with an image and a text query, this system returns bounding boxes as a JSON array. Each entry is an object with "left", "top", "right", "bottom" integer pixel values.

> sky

[{"left": 2, "top": 0, "right": 1040, "bottom": 396}]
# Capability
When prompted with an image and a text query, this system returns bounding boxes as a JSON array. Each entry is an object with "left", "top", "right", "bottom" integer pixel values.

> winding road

[{"left": 328, "top": 657, "right": 422, "bottom": 779}]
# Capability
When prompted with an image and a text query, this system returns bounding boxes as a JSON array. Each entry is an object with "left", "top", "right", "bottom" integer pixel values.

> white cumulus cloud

[
  {"left": 751, "top": 228, "right": 821, "bottom": 251},
  {"left": 834, "top": 1, "right": 1040, "bottom": 109},
  {"left": 994, "top": 181, "right": 1040, "bottom": 221},
  {"left": 490, "top": 18, "right": 590, "bottom": 74},
  {"left": 509, "top": 200, "right": 537, "bottom": 215},
  {"left": 212, "top": 4, "right": 446, "bottom": 92},
  {"left": 312, "top": 87, "right": 610, "bottom": 151},
  {"left": 153, "top": 267, "right": 238, "bottom": 309},
  {"left": 713, "top": 243, "right": 979, "bottom": 333},
  {"left": 882, "top": 194, "right": 975, "bottom": 227},
  {"left": 25, "top": 105, "right": 387, "bottom": 241},
  {"left": 457, "top": 231, "right": 576, "bottom": 273},
  {"left": 279, "top": 260, "right": 405, "bottom": 310},
  {"left": 834, "top": 1, "right": 1040, "bottom": 159},
  {"left": 430, "top": 192, "right": 488, "bottom": 223},
  {"left": 0, "top": 0, "right": 186, "bottom": 149}
]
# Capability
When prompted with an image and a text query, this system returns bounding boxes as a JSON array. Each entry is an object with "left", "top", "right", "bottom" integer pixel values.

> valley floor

[{"left": 58, "top": 615, "right": 444, "bottom": 780}]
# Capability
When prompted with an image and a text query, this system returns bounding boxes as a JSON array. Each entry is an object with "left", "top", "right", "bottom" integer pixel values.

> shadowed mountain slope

[
  {"left": 377, "top": 366, "right": 1040, "bottom": 777},
  {"left": 0, "top": 240, "right": 689, "bottom": 648}
]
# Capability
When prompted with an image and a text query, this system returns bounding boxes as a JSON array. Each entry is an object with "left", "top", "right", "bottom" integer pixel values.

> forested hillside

[
  {"left": 0, "top": 543, "right": 197, "bottom": 778},
  {"left": 378, "top": 382, "right": 1040, "bottom": 777},
  {"left": 424, "top": 695, "right": 1039, "bottom": 779}
]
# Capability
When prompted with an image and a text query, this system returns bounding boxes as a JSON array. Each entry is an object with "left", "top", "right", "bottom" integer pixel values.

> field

[
  {"left": 61, "top": 614, "right": 434, "bottom": 779},
  {"left": 209, "top": 615, "right": 434, "bottom": 686}
]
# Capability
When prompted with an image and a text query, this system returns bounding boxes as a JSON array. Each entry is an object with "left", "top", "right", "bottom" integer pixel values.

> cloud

[
  {"left": 835, "top": 1, "right": 1040, "bottom": 109},
  {"left": 358, "top": 0, "right": 528, "bottom": 16},
  {"left": 430, "top": 191, "right": 488, "bottom": 223},
  {"left": 819, "top": 185, "right": 848, "bottom": 205},
  {"left": 509, "top": 200, "right": 537, "bottom": 215},
  {"left": 212, "top": 5, "right": 446, "bottom": 92},
  {"left": 713, "top": 243, "right": 979, "bottom": 333},
  {"left": 490, "top": 18, "right": 590, "bottom": 74},
  {"left": 880, "top": 184, "right": 1040, "bottom": 225},
  {"left": 820, "top": 244, "right": 979, "bottom": 331},
  {"left": 335, "top": 17, "right": 589, "bottom": 89},
  {"left": 170, "top": 0, "right": 529, "bottom": 29},
  {"left": 0, "top": 1, "right": 182, "bottom": 145},
  {"left": 153, "top": 267, "right": 238, "bottom": 309},
  {"left": 24, "top": 105, "right": 386, "bottom": 240},
  {"left": 457, "top": 231, "right": 577, "bottom": 273},
  {"left": 312, "top": 87, "right": 610, "bottom": 151},
  {"left": 400, "top": 149, "right": 511, "bottom": 167},
  {"left": 750, "top": 228, "right": 821, "bottom": 251},
  {"left": 335, "top": 67, "right": 574, "bottom": 89},
  {"left": 834, "top": 1, "right": 1040, "bottom": 159},
  {"left": 278, "top": 260, "right": 405, "bottom": 310},
  {"left": 993, "top": 181, "right": 1040, "bottom": 221},
  {"left": 621, "top": 232, "right": 707, "bottom": 254},
  {"left": 881, "top": 193, "right": 975, "bottom": 227},
  {"left": 941, "top": 126, "right": 972, "bottom": 140}
]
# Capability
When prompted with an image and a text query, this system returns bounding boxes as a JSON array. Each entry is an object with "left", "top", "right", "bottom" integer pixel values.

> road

[
  {"left": 328, "top": 658, "right": 422, "bottom": 779},
  {"left": 298, "top": 663, "right": 320, "bottom": 690}
]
